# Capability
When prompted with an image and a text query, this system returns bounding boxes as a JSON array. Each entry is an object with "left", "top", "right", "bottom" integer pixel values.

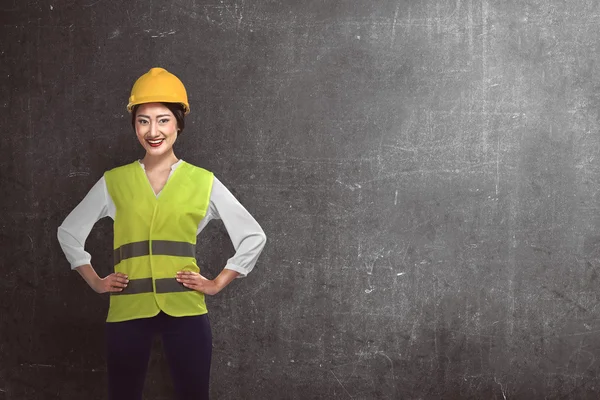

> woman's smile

[{"left": 146, "top": 138, "right": 165, "bottom": 147}]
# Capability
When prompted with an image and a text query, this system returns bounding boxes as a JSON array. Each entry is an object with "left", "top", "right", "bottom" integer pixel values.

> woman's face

[{"left": 134, "top": 103, "right": 179, "bottom": 156}]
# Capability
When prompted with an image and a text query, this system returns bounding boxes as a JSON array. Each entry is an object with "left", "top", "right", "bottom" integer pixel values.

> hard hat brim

[{"left": 127, "top": 97, "right": 190, "bottom": 115}]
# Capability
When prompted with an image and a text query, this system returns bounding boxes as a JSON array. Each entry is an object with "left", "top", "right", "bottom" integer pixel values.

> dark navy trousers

[{"left": 105, "top": 311, "right": 212, "bottom": 400}]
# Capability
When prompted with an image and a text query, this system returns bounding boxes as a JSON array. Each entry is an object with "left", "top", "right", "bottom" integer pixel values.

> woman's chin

[{"left": 144, "top": 144, "right": 171, "bottom": 155}]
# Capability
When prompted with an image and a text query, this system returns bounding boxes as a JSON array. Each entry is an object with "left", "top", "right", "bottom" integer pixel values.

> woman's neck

[{"left": 141, "top": 152, "right": 179, "bottom": 172}]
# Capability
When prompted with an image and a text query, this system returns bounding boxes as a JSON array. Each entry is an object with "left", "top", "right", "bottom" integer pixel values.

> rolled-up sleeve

[
  {"left": 206, "top": 177, "right": 266, "bottom": 278},
  {"left": 57, "top": 176, "right": 110, "bottom": 269}
]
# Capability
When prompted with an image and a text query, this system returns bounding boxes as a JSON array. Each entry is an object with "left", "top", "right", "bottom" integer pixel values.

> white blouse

[{"left": 57, "top": 160, "right": 266, "bottom": 278}]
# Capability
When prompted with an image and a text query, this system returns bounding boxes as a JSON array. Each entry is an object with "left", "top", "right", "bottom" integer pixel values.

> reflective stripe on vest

[
  {"left": 113, "top": 240, "right": 195, "bottom": 266},
  {"left": 111, "top": 277, "right": 194, "bottom": 295}
]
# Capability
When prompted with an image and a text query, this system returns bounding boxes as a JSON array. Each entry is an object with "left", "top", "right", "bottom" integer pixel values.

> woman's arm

[
  {"left": 207, "top": 176, "right": 267, "bottom": 278},
  {"left": 178, "top": 176, "right": 266, "bottom": 294},
  {"left": 57, "top": 176, "right": 124, "bottom": 292}
]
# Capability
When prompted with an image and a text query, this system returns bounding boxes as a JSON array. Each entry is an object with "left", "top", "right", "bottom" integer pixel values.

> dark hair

[{"left": 131, "top": 102, "right": 186, "bottom": 133}]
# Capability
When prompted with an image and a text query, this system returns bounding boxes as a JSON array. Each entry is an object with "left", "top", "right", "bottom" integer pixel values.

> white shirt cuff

[{"left": 224, "top": 263, "right": 249, "bottom": 278}]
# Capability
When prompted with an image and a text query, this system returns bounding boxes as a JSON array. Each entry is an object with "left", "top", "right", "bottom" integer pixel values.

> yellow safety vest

[{"left": 104, "top": 161, "right": 214, "bottom": 323}]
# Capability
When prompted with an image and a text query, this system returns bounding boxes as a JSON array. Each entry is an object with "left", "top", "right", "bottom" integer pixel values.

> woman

[{"left": 57, "top": 67, "right": 267, "bottom": 400}]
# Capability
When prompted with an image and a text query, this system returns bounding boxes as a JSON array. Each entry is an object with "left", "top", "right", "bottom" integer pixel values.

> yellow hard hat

[{"left": 127, "top": 67, "right": 190, "bottom": 114}]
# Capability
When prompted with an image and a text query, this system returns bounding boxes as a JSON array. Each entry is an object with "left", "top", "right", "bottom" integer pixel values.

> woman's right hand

[{"left": 92, "top": 272, "right": 129, "bottom": 294}]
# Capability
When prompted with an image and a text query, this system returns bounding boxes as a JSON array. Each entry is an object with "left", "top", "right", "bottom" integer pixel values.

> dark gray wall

[{"left": 2, "top": 0, "right": 600, "bottom": 398}]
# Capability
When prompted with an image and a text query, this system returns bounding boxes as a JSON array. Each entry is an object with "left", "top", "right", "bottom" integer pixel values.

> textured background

[{"left": 3, "top": 0, "right": 600, "bottom": 398}]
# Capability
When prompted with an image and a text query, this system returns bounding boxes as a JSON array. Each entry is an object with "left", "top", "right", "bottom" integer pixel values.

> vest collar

[{"left": 136, "top": 159, "right": 185, "bottom": 199}]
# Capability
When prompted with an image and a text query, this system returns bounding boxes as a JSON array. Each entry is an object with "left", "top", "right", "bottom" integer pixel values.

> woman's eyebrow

[{"left": 136, "top": 114, "right": 171, "bottom": 118}]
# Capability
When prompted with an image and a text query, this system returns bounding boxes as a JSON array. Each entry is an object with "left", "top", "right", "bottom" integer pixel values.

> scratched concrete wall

[{"left": 3, "top": 0, "right": 600, "bottom": 398}]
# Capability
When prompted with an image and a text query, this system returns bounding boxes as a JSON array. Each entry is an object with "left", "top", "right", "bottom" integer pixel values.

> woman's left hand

[{"left": 176, "top": 271, "right": 222, "bottom": 295}]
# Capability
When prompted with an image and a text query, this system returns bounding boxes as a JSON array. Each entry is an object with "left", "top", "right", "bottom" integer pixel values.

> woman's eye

[
  {"left": 159, "top": 118, "right": 170, "bottom": 124},
  {"left": 137, "top": 119, "right": 148, "bottom": 125}
]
